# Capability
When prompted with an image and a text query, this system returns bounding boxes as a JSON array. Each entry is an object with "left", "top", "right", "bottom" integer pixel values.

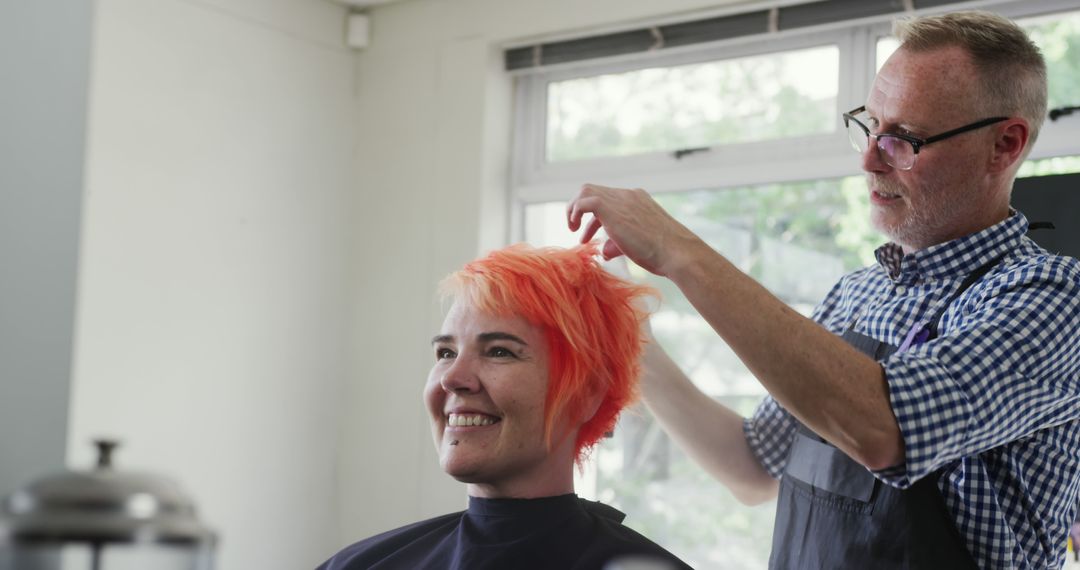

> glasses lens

[
  {"left": 846, "top": 120, "right": 869, "bottom": 154},
  {"left": 876, "top": 136, "right": 915, "bottom": 170}
]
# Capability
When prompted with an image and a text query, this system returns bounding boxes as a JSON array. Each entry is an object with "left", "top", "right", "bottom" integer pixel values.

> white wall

[
  {"left": 68, "top": 1, "right": 355, "bottom": 569},
  {"left": 0, "top": 1, "right": 93, "bottom": 498},
  {"left": 341, "top": 0, "right": 753, "bottom": 548}
]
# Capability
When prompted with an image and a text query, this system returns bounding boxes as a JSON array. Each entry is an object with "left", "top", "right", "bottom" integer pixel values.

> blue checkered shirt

[{"left": 744, "top": 211, "right": 1080, "bottom": 569}]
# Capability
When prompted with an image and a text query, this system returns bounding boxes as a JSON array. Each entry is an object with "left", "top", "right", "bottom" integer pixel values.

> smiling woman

[
  {"left": 316, "top": 243, "right": 691, "bottom": 570},
  {"left": 427, "top": 305, "right": 562, "bottom": 499},
  {"left": 438, "top": 243, "right": 651, "bottom": 466}
]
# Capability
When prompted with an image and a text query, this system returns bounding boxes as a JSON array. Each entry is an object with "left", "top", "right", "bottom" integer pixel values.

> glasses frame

[{"left": 842, "top": 105, "right": 1008, "bottom": 170}]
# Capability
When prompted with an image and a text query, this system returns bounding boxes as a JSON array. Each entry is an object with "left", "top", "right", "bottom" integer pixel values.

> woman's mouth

[{"left": 447, "top": 413, "right": 501, "bottom": 427}]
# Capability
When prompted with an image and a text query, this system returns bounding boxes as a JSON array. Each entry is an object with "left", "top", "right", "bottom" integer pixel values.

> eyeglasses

[{"left": 842, "top": 106, "right": 1007, "bottom": 170}]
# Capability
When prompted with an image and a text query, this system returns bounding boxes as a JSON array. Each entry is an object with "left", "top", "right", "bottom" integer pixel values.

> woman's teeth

[{"left": 448, "top": 413, "right": 497, "bottom": 427}]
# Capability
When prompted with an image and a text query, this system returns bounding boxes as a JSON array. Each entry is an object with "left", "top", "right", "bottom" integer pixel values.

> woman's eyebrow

[
  {"left": 430, "top": 332, "right": 529, "bottom": 346},
  {"left": 477, "top": 332, "right": 528, "bottom": 346}
]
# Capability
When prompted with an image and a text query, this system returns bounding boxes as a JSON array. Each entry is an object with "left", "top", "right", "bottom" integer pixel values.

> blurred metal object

[{"left": 0, "top": 439, "right": 215, "bottom": 570}]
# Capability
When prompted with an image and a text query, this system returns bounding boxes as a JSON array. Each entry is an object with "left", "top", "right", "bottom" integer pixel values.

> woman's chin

[{"left": 440, "top": 456, "right": 485, "bottom": 483}]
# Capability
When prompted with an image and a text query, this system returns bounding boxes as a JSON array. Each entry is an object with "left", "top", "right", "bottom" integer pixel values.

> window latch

[
  {"left": 1049, "top": 105, "right": 1080, "bottom": 121},
  {"left": 673, "top": 147, "right": 711, "bottom": 160}
]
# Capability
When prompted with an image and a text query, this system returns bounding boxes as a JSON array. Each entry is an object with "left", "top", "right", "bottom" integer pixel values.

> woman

[{"left": 318, "top": 243, "right": 690, "bottom": 570}]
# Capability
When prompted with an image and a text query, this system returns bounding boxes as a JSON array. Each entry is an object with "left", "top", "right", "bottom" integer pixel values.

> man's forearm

[{"left": 663, "top": 237, "right": 905, "bottom": 470}]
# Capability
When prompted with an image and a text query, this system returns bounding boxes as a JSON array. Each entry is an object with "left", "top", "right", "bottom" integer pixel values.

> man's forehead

[
  {"left": 866, "top": 72, "right": 899, "bottom": 117},
  {"left": 865, "top": 46, "right": 975, "bottom": 127}
]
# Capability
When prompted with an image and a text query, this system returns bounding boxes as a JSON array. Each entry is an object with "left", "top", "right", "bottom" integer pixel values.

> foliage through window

[{"left": 546, "top": 46, "right": 839, "bottom": 162}]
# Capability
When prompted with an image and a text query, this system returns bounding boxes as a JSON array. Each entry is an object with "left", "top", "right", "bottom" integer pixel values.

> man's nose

[
  {"left": 862, "top": 137, "right": 892, "bottom": 173},
  {"left": 440, "top": 356, "right": 481, "bottom": 393}
]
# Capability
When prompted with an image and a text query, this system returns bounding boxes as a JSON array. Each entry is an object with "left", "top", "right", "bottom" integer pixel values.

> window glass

[
  {"left": 1018, "top": 154, "right": 1080, "bottom": 177},
  {"left": 876, "top": 36, "right": 899, "bottom": 71},
  {"left": 545, "top": 45, "right": 840, "bottom": 162},
  {"left": 1022, "top": 9, "right": 1080, "bottom": 112},
  {"left": 525, "top": 176, "right": 876, "bottom": 568}
]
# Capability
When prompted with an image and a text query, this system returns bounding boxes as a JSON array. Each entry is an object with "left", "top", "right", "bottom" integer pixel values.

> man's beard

[{"left": 869, "top": 175, "right": 962, "bottom": 251}]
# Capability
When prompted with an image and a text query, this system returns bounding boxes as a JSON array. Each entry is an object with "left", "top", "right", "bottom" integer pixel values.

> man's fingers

[
  {"left": 601, "top": 239, "right": 625, "bottom": 261},
  {"left": 567, "top": 198, "right": 589, "bottom": 231},
  {"left": 580, "top": 216, "right": 603, "bottom": 244},
  {"left": 568, "top": 183, "right": 615, "bottom": 231},
  {"left": 567, "top": 200, "right": 581, "bottom": 231},
  {"left": 569, "top": 195, "right": 603, "bottom": 233},
  {"left": 567, "top": 184, "right": 595, "bottom": 230}
]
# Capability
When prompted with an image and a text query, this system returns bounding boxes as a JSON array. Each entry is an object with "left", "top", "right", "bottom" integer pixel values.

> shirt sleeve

[
  {"left": 875, "top": 256, "right": 1080, "bottom": 488},
  {"left": 743, "top": 395, "right": 799, "bottom": 479}
]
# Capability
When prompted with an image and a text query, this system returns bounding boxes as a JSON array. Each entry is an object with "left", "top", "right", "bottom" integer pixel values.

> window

[
  {"left": 1016, "top": 8, "right": 1080, "bottom": 178},
  {"left": 546, "top": 46, "right": 839, "bottom": 162},
  {"left": 511, "top": 2, "right": 1080, "bottom": 568},
  {"left": 1024, "top": 8, "right": 1080, "bottom": 113}
]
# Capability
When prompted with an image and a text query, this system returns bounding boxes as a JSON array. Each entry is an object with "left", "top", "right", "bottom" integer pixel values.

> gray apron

[{"left": 768, "top": 259, "right": 1000, "bottom": 570}]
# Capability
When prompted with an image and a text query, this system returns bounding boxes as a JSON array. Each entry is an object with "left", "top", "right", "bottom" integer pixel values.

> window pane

[
  {"left": 524, "top": 202, "right": 581, "bottom": 248},
  {"left": 546, "top": 45, "right": 840, "bottom": 162},
  {"left": 876, "top": 36, "right": 899, "bottom": 71},
  {"left": 1018, "top": 154, "right": 1080, "bottom": 177},
  {"left": 525, "top": 176, "right": 877, "bottom": 568},
  {"left": 1021, "top": 9, "right": 1080, "bottom": 112}
]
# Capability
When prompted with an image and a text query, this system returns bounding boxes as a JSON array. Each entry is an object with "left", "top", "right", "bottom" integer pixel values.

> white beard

[{"left": 869, "top": 174, "right": 966, "bottom": 251}]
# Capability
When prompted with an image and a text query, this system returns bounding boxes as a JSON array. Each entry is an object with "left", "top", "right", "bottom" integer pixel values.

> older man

[{"left": 567, "top": 10, "right": 1080, "bottom": 570}]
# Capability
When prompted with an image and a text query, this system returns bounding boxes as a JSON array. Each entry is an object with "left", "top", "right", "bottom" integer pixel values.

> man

[
  {"left": 318, "top": 243, "right": 690, "bottom": 570},
  {"left": 567, "top": 10, "right": 1080, "bottom": 570}
]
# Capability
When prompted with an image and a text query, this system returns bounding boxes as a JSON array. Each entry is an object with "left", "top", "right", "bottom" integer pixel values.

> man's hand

[{"left": 566, "top": 183, "right": 701, "bottom": 277}]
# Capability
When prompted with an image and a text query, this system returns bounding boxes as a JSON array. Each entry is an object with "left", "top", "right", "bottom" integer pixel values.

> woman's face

[{"left": 424, "top": 300, "right": 577, "bottom": 498}]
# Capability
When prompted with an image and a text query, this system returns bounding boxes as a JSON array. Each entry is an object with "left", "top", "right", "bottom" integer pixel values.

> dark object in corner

[{"left": 1012, "top": 172, "right": 1080, "bottom": 259}]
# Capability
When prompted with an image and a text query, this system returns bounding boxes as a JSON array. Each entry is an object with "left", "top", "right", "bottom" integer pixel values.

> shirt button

[{"left": 895, "top": 286, "right": 907, "bottom": 295}]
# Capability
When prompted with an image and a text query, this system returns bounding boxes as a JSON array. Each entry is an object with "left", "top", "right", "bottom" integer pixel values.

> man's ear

[{"left": 989, "top": 119, "right": 1030, "bottom": 174}]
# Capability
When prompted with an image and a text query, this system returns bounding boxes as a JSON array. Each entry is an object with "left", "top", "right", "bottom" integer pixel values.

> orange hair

[{"left": 439, "top": 242, "right": 656, "bottom": 463}]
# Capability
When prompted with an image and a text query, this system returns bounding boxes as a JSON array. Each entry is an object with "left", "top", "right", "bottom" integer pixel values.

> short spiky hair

[{"left": 439, "top": 242, "right": 655, "bottom": 463}]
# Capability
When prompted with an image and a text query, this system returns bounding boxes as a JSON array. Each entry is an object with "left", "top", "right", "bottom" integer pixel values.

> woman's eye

[
  {"left": 487, "top": 346, "right": 515, "bottom": 358},
  {"left": 435, "top": 348, "right": 456, "bottom": 360}
]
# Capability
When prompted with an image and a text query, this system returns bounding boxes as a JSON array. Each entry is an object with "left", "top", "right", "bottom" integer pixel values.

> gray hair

[{"left": 894, "top": 10, "right": 1047, "bottom": 153}]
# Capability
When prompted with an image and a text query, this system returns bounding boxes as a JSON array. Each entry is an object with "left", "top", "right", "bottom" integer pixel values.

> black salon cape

[{"left": 317, "top": 494, "right": 692, "bottom": 570}]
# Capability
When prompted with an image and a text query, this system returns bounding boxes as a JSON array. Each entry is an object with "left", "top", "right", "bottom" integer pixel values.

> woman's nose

[{"left": 440, "top": 356, "right": 481, "bottom": 393}]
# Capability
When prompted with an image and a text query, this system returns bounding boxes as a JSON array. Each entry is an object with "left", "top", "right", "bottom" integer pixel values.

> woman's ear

[{"left": 579, "top": 385, "right": 606, "bottom": 424}]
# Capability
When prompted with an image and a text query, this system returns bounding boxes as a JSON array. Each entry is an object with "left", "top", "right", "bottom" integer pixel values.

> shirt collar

[{"left": 873, "top": 210, "right": 1028, "bottom": 284}]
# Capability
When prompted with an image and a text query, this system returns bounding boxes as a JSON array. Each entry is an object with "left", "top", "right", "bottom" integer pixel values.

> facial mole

[{"left": 450, "top": 440, "right": 459, "bottom": 446}]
